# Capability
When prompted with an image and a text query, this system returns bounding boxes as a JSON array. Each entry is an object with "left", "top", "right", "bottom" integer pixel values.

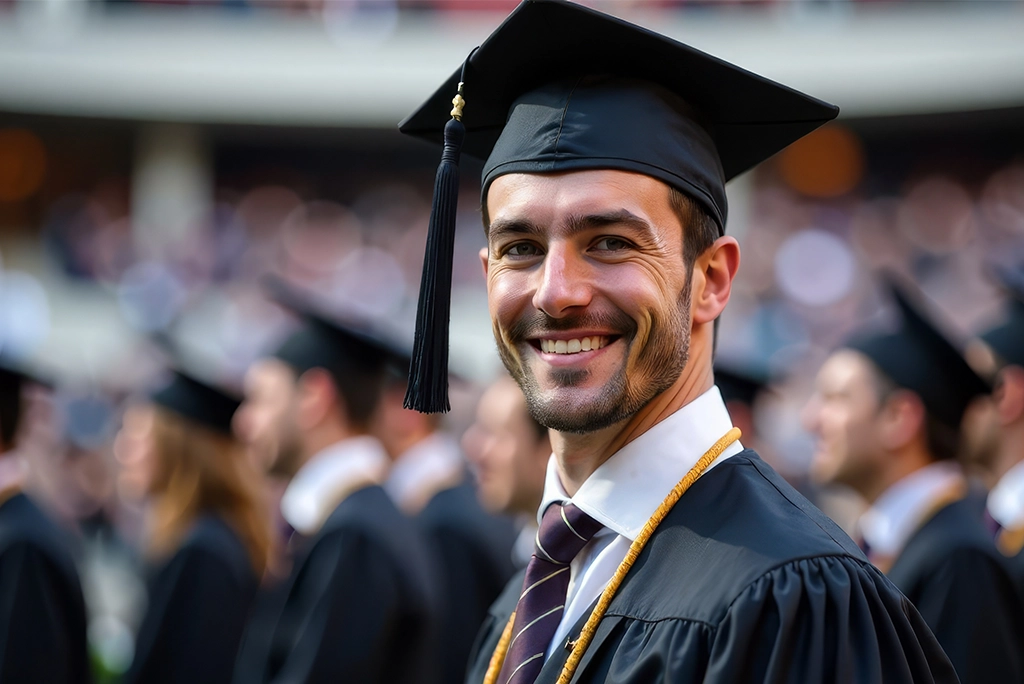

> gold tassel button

[{"left": 451, "top": 82, "right": 466, "bottom": 120}]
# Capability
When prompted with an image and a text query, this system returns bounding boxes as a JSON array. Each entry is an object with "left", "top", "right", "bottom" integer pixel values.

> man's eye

[
  {"left": 593, "top": 237, "right": 630, "bottom": 252},
  {"left": 506, "top": 243, "right": 541, "bottom": 257}
]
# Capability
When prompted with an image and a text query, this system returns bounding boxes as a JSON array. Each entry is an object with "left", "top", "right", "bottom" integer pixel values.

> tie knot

[{"left": 535, "top": 502, "right": 602, "bottom": 566}]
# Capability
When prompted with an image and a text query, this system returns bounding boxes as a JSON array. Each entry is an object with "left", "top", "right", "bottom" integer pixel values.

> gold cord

[
  {"left": 451, "top": 82, "right": 466, "bottom": 120},
  {"left": 483, "top": 427, "right": 742, "bottom": 684}
]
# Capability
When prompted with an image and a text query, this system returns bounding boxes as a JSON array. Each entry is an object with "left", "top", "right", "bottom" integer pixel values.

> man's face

[
  {"left": 803, "top": 350, "right": 888, "bottom": 493},
  {"left": 483, "top": 170, "right": 693, "bottom": 434},
  {"left": 462, "top": 376, "right": 550, "bottom": 516},
  {"left": 235, "top": 358, "right": 303, "bottom": 478}
]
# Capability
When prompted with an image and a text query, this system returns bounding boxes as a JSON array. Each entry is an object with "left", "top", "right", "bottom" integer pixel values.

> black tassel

[{"left": 404, "top": 84, "right": 467, "bottom": 413}]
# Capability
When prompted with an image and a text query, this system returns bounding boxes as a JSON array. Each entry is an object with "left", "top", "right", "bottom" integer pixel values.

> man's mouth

[{"left": 532, "top": 335, "right": 613, "bottom": 355}]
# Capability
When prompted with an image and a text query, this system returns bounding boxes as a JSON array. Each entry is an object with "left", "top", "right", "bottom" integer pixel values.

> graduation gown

[
  {"left": 887, "top": 497, "right": 1024, "bottom": 684},
  {"left": 233, "top": 484, "right": 440, "bottom": 684},
  {"left": 418, "top": 480, "right": 517, "bottom": 684},
  {"left": 0, "top": 492, "right": 91, "bottom": 684},
  {"left": 125, "top": 514, "right": 258, "bottom": 684},
  {"left": 466, "top": 451, "right": 957, "bottom": 684}
]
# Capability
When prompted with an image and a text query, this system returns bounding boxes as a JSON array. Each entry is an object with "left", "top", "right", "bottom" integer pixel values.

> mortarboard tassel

[{"left": 404, "top": 78, "right": 468, "bottom": 413}]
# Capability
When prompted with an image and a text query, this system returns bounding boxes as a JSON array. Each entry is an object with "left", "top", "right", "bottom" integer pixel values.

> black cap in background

[
  {"left": 847, "top": 278, "right": 991, "bottom": 431},
  {"left": 980, "top": 264, "right": 1024, "bottom": 370},
  {"left": 150, "top": 370, "right": 241, "bottom": 436}
]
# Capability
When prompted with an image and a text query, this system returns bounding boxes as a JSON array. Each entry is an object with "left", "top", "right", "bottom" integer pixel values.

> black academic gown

[
  {"left": 125, "top": 514, "right": 258, "bottom": 684},
  {"left": 887, "top": 497, "right": 1024, "bottom": 684},
  {"left": 0, "top": 492, "right": 91, "bottom": 684},
  {"left": 466, "top": 451, "right": 957, "bottom": 684},
  {"left": 418, "top": 480, "right": 517, "bottom": 684},
  {"left": 233, "top": 484, "right": 440, "bottom": 684}
]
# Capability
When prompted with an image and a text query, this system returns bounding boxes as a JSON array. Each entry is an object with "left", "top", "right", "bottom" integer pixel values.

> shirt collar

[
  {"left": 281, "top": 435, "right": 389, "bottom": 535},
  {"left": 537, "top": 386, "right": 744, "bottom": 541},
  {"left": 859, "top": 460, "right": 964, "bottom": 558},
  {"left": 988, "top": 459, "right": 1024, "bottom": 529},
  {"left": 384, "top": 432, "right": 464, "bottom": 514}
]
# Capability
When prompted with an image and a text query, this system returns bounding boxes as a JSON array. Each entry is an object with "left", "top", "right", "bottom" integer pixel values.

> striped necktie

[{"left": 497, "top": 501, "right": 603, "bottom": 684}]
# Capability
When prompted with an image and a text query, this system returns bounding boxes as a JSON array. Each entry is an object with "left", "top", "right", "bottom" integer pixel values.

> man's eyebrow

[
  {"left": 487, "top": 218, "right": 544, "bottom": 241},
  {"left": 488, "top": 210, "right": 653, "bottom": 241},
  {"left": 565, "top": 209, "right": 654, "bottom": 237}
]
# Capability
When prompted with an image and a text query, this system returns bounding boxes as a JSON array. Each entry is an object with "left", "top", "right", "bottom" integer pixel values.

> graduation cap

[
  {"left": 0, "top": 357, "right": 52, "bottom": 449},
  {"left": 715, "top": 365, "right": 771, "bottom": 407},
  {"left": 399, "top": 0, "right": 839, "bottom": 413},
  {"left": 150, "top": 370, "right": 241, "bottom": 435},
  {"left": 847, "top": 278, "right": 991, "bottom": 431},
  {"left": 980, "top": 264, "right": 1024, "bottom": 369},
  {"left": 264, "top": 277, "right": 407, "bottom": 379}
]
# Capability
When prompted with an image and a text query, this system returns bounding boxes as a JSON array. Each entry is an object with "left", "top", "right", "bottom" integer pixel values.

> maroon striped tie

[{"left": 497, "top": 502, "right": 603, "bottom": 684}]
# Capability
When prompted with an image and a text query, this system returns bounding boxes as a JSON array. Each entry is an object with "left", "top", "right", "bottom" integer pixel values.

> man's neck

[
  {"left": 859, "top": 444, "right": 934, "bottom": 505},
  {"left": 301, "top": 424, "right": 363, "bottom": 470},
  {"left": 551, "top": 358, "right": 714, "bottom": 497}
]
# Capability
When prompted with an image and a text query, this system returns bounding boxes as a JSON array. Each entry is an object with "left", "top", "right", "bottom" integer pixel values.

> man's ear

[
  {"left": 480, "top": 247, "right": 489, "bottom": 279},
  {"left": 879, "top": 390, "right": 926, "bottom": 451},
  {"left": 997, "top": 365, "right": 1024, "bottom": 426},
  {"left": 296, "top": 368, "right": 338, "bottom": 431},
  {"left": 691, "top": 236, "right": 740, "bottom": 326}
]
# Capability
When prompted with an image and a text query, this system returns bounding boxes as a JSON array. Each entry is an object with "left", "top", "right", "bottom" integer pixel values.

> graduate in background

[
  {"left": 0, "top": 361, "right": 91, "bottom": 684},
  {"left": 462, "top": 373, "right": 551, "bottom": 569},
  {"left": 804, "top": 279, "right": 1024, "bottom": 684},
  {"left": 373, "top": 365, "right": 517, "bottom": 684},
  {"left": 115, "top": 369, "right": 268, "bottom": 684},
  {"left": 962, "top": 265, "right": 1024, "bottom": 595},
  {"left": 232, "top": 285, "right": 439, "bottom": 684}
]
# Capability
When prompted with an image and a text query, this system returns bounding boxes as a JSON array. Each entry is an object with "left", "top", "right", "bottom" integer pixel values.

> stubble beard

[{"left": 496, "top": 285, "right": 692, "bottom": 434}]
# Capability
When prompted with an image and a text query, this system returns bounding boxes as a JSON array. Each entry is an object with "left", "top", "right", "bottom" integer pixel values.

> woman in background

[{"left": 116, "top": 370, "right": 269, "bottom": 684}]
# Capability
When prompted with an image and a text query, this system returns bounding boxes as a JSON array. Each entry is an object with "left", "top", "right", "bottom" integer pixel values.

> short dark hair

[{"left": 867, "top": 362, "right": 959, "bottom": 463}]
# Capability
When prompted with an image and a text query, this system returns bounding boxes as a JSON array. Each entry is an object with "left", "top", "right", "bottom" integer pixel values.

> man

[
  {"left": 0, "top": 361, "right": 91, "bottom": 683},
  {"left": 400, "top": 2, "right": 956, "bottom": 682},
  {"left": 231, "top": 288, "right": 439, "bottom": 684},
  {"left": 372, "top": 368, "right": 517, "bottom": 684},
  {"left": 804, "top": 281, "right": 1024, "bottom": 684},
  {"left": 462, "top": 372, "right": 551, "bottom": 567},
  {"left": 964, "top": 265, "right": 1024, "bottom": 595}
]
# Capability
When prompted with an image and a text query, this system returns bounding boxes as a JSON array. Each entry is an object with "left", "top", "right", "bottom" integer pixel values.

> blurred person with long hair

[
  {"left": 116, "top": 370, "right": 268, "bottom": 684},
  {"left": 0, "top": 361, "right": 91, "bottom": 684}
]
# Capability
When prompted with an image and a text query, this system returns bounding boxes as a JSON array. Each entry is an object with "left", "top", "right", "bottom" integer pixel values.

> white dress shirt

[
  {"left": 280, "top": 435, "right": 390, "bottom": 536},
  {"left": 989, "top": 459, "right": 1024, "bottom": 530},
  {"left": 536, "top": 386, "right": 744, "bottom": 659},
  {"left": 858, "top": 461, "right": 964, "bottom": 559},
  {"left": 384, "top": 432, "right": 465, "bottom": 515}
]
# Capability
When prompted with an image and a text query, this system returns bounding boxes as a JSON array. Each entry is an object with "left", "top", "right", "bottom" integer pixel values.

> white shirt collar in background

[
  {"left": 281, "top": 435, "right": 389, "bottom": 535},
  {"left": 989, "top": 459, "right": 1024, "bottom": 529},
  {"left": 384, "top": 432, "right": 465, "bottom": 514},
  {"left": 859, "top": 460, "right": 963, "bottom": 558}
]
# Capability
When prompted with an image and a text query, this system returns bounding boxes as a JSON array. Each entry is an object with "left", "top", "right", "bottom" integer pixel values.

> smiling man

[{"left": 401, "top": 2, "right": 956, "bottom": 683}]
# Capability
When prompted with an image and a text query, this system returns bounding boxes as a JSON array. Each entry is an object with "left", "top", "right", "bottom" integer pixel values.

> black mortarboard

[
  {"left": 400, "top": 0, "right": 839, "bottom": 413},
  {"left": 150, "top": 370, "right": 241, "bottom": 435},
  {"left": 265, "top": 278, "right": 405, "bottom": 378},
  {"left": 0, "top": 357, "right": 51, "bottom": 448},
  {"left": 847, "top": 278, "right": 991, "bottom": 431},
  {"left": 715, "top": 365, "right": 770, "bottom": 407},
  {"left": 981, "top": 264, "right": 1024, "bottom": 369}
]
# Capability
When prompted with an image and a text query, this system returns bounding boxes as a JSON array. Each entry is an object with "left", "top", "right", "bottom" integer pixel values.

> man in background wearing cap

[
  {"left": 231, "top": 299, "right": 439, "bottom": 684},
  {"left": 0, "top": 363, "right": 91, "bottom": 683},
  {"left": 372, "top": 368, "right": 517, "bottom": 684},
  {"left": 804, "top": 282, "right": 1024, "bottom": 684},
  {"left": 462, "top": 373, "right": 551, "bottom": 569},
  {"left": 401, "top": 2, "right": 955, "bottom": 682},
  {"left": 963, "top": 267, "right": 1024, "bottom": 596}
]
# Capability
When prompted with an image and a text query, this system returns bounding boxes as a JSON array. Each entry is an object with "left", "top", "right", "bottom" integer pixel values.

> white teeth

[{"left": 540, "top": 336, "right": 607, "bottom": 355}]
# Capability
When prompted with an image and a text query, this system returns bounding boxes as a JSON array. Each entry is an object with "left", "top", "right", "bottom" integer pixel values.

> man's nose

[{"left": 532, "top": 243, "right": 593, "bottom": 318}]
